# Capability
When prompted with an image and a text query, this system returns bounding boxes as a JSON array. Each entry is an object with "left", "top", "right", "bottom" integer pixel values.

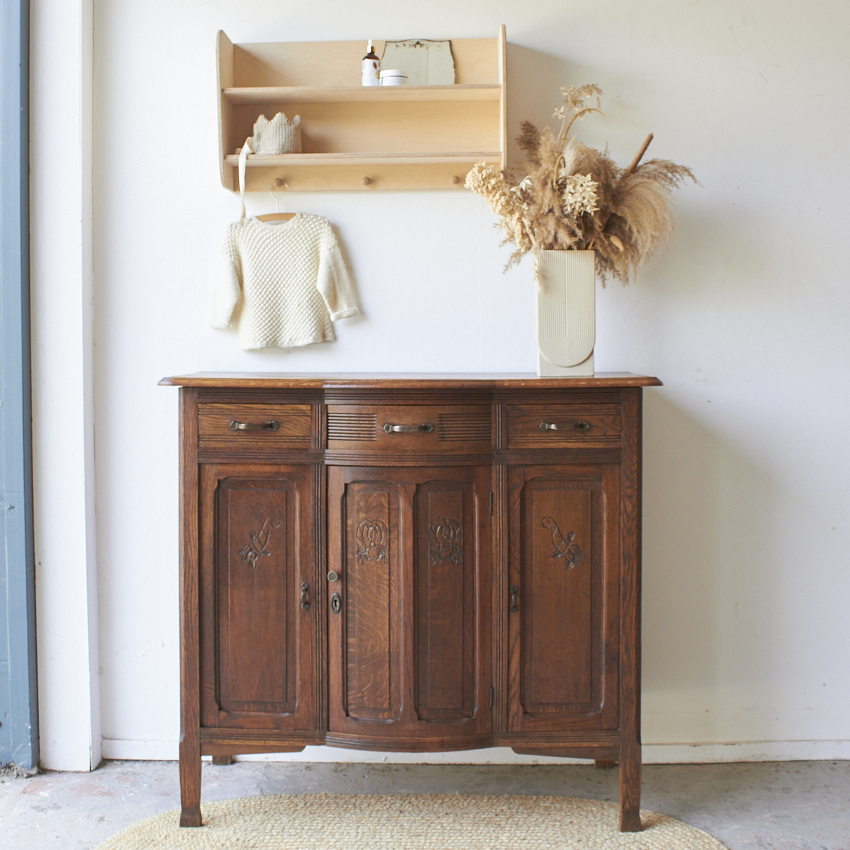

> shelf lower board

[
  {"left": 225, "top": 152, "right": 502, "bottom": 167},
  {"left": 223, "top": 84, "right": 502, "bottom": 105},
  {"left": 223, "top": 153, "right": 502, "bottom": 192}
]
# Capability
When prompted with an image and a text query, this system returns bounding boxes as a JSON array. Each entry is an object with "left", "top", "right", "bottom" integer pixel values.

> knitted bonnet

[{"left": 250, "top": 112, "right": 302, "bottom": 155}]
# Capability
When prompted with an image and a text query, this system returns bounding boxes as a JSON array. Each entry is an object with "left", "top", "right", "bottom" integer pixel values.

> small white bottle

[{"left": 361, "top": 40, "right": 380, "bottom": 86}]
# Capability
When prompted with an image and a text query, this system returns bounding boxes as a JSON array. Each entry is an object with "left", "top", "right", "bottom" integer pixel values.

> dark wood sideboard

[{"left": 159, "top": 372, "right": 661, "bottom": 832}]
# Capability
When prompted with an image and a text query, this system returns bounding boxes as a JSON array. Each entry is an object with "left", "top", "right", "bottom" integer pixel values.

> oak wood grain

[
  {"left": 178, "top": 388, "right": 202, "bottom": 827},
  {"left": 506, "top": 464, "right": 619, "bottom": 734},
  {"left": 618, "top": 388, "right": 643, "bottom": 831},
  {"left": 168, "top": 375, "right": 656, "bottom": 831},
  {"left": 199, "top": 403, "right": 312, "bottom": 447},
  {"left": 327, "top": 465, "right": 491, "bottom": 741},
  {"left": 160, "top": 372, "right": 663, "bottom": 389},
  {"left": 200, "top": 467, "right": 317, "bottom": 730}
]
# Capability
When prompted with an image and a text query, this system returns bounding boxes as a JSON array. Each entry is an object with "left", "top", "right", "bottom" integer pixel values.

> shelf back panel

[
  {"left": 231, "top": 38, "right": 499, "bottom": 87},
  {"left": 228, "top": 101, "right": 500, "bottom": 156}
]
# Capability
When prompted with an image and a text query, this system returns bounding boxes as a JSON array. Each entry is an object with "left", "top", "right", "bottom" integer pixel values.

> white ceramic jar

[{"left": 379, "top": 69, "right": 408, "bottom": 86}]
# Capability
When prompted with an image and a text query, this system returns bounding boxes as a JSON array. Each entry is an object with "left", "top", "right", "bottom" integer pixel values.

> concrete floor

[{"left": 0, "top": 760, "right": 848, "bottom": 850}]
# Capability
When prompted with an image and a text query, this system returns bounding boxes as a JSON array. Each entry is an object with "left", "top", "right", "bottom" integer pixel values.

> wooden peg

[
  {"left": 451, "top": 175, "right": 461, "bottom": 185},
  {"left": 272, "top": 177, "right": 286, "bottom": 188},
  {"left": 362, "top": 176, "right": 372, "bottom": 186}
]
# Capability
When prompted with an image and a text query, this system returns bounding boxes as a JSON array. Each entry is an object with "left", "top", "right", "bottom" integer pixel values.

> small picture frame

[{"left": 380, "top": 39, "right": 456, "bottom": 86}]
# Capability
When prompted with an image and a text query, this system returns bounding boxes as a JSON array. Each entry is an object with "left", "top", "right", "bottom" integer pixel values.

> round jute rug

[{"left": 94, "top": 794, "right": 728, "bottom": 850}]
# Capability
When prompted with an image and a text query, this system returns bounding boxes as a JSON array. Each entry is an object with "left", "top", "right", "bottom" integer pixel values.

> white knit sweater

[{"left": 210, "top": 214, "right": 359, "bottom": 350}]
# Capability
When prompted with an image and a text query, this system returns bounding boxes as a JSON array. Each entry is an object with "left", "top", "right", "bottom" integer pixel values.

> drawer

[
  {"left": 506, "top": 404, "right": 621, "bottom": 449},
  {"left": 327, "top": 404, "right": 492, "bottom": 453},
  {"left": 198, "top": 403, "right": 313, "bottom": 447}
]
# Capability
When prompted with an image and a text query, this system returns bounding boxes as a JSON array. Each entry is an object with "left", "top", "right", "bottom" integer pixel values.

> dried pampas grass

[{"left": 466, "top": 85, "right": 697, "bottom": 284}]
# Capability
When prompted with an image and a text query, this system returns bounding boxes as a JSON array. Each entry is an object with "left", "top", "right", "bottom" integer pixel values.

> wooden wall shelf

[
  {"left": 217, "top": 29, "right": 507, "bottom": 192},
  {"left": 222, "top": 84, "right": 503, "bottom": 106}
]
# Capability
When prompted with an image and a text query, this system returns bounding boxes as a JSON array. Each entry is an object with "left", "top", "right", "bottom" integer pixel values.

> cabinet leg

[
  {"left": 618, "top": 742, "right": 642, "bottom": 832},
  {"left": 179, "top": 735, "right": 203, "bottom": 827}
]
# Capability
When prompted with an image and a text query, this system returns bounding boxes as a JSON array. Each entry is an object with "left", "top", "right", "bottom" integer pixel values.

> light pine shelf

[
  {"left": 217, "top": 28, "right": 507, "bottom": 192},
  {"left": 223, "top": 84, "right": 503, "bottom": 106},
  {"left": 223, "top": 153, "right": 502, "bottom": 192},
  {"left": 225, "top": 152, "right": 503, "bottom": 166}
]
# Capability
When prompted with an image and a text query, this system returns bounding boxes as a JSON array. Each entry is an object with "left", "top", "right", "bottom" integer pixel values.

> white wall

[{"left": 31, "top": 0, "right": 850, "bottom": 768}]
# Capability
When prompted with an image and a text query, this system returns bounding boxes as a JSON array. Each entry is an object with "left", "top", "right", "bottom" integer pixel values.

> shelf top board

[{"left": 160, "top": 372, "right": 663, "bottom": 389}]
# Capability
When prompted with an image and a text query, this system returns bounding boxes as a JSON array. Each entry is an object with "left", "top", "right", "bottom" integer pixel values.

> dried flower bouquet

[{"left": 466, "top": 84, "right": 696, "bottom": 284}]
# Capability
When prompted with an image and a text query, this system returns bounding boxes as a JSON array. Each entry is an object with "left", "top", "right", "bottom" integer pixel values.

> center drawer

[{"left": 327, "top": 404, "right": 492, "bottom": 454}]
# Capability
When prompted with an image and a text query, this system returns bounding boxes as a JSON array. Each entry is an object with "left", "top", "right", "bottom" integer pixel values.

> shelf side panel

[
  {"left": 498, "top": 24, "right": 507, "bottom": 170},
  {"left": 218, "top": 31, "right": 236, "bottom": 189}
]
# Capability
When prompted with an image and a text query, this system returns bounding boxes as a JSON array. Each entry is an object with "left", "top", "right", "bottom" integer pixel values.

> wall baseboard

[
  {"left": 100, "top": 739, "right": 850, "bottom": 765},
  {"left": 642, "top": 739, "right": 850, "bottom": 763}
]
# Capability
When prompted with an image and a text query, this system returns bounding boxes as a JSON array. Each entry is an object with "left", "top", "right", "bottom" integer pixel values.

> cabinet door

[
  {"left": 199, "top": 463, "right": 318, "bottom": 731},
  {"left": 327, "top": 465, "right": 491, "bottom": 743},
  {"left": 507, "top": 464, "right": 620, "bottom": 732}
]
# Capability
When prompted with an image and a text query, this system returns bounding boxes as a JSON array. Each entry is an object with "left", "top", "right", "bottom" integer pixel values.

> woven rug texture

[{"left": 95, "top": 794, "right": 728, "bottom": 849}]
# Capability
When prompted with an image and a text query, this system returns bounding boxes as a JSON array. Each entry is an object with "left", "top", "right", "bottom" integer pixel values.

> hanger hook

[{"left": 269, "top": 179, "right": 290, "bottom": 214}]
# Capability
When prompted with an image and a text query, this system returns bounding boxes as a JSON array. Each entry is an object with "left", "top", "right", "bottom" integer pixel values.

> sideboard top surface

[{"left": 159, "top": 372, "right": 663, "bottom": 389}]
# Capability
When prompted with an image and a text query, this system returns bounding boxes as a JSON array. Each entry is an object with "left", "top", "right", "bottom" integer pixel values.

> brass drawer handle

[
  {"left": 383, "top": 423, "right": 434, "bottom": 434},
  {"left": 539, "top": 420, "right": 590, "bottom": 432},
  {"left": 300, "top": 582, "right": 310, "bottom": 610},
  {"left": 230, "top": 420, "right": 280, "bottom": 432}
]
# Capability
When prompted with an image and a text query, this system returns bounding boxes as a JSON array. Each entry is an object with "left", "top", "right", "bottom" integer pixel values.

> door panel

[
  {"left": 507, "top": 464, "right": 619, "bottom": 733},
  {"left": 343, "top": 480, "right": 399, "bottom": 722},
  {"left": 524, "top": 481, "right": 595, "bottom": 711},
  {"left": 414, "top": 480, "right": 476, "bottom": 723},
  {"left": 218, "top": 477, "right": 296, "bottom": 714},
  {"left": 199, "top": 463, "right": 318, "bottom": 731},
  {"left": 328, "top": 465, "right": 491, "bottom": 742}
]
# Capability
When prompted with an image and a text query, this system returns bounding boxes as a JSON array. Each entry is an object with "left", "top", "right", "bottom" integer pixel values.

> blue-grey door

[{"left": 0, "top": 0, "right": 38, "bottom": 771}]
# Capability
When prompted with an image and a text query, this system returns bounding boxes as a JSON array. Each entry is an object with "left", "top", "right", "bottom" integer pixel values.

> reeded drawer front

[
  {"left": 199, "top": 403, "right": 313, "bottom": 447},
  {"left": 507, "top": 404, "right": 621, "bottom": 449},
  {"left": 327, "top": 405, "right": 491, "bottom": 453}
]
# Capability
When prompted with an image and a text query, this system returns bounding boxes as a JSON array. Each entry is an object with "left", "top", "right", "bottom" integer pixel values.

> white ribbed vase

[{"left": 536, "top": 249, "right": 595, "bottom": 376}]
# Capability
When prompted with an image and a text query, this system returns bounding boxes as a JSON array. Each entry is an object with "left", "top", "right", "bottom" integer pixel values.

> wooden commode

[{"left": 159, "top": 372, "right": 661, "bottom": 832}]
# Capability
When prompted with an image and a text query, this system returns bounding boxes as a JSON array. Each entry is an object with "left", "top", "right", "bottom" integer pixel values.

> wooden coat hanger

[{"left": 256, "top": 178, "right": 296, "bottom": 222}]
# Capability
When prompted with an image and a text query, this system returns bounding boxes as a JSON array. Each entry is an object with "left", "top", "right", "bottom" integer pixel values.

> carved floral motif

[
  {"left": 542, "top": 516, "right": 584, "bottom": 570},
  {"left": 430, "top": 518, "right": 463, "bottom": 565},
  {"left": 356, "top": 519, "right": 389, "bottom": 564},
  {"left": 237, "top": 516, "right": 281, "bottom": 569}
]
